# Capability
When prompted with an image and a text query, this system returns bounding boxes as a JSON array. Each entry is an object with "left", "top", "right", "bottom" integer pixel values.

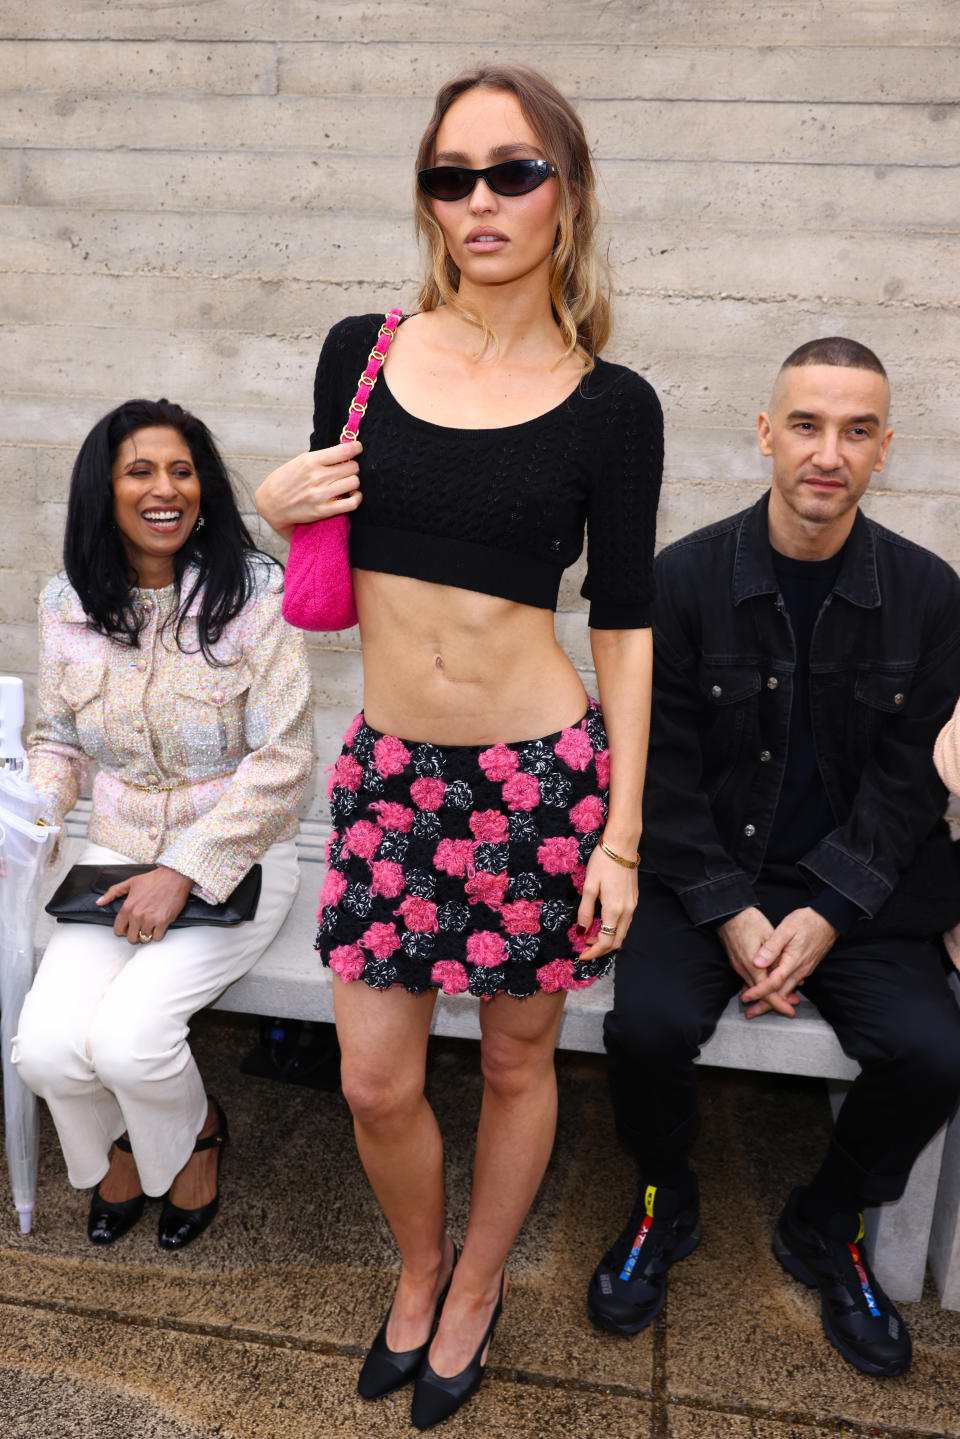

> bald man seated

[{"left": 589, "top": 338, "right": 960, "bottom": 1377}]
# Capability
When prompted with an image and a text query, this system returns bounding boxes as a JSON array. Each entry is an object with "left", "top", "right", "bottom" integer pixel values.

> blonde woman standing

[{"left": 256, "top": 66, "right": 662, "bottom": 1427}]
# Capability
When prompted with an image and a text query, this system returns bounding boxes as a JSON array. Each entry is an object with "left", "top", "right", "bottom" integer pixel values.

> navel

[{"left": 434, "top": 654, "right": 445, "bottom": 670}]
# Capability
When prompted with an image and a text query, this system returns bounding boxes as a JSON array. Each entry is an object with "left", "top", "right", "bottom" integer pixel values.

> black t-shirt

[
  {"left": 767, "top": 544, "right": 863, "bottom": 932},
  {"left": 766, "top": 547, "right": 844, "bottom": 862},
  {"left": 309, "top": 315, "right": 664, "bottom": 628}
]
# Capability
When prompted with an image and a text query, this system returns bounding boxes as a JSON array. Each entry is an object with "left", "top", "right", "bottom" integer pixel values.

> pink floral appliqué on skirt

[{"left": 316, "top": 707, "right": 612, "bottom": 1000}]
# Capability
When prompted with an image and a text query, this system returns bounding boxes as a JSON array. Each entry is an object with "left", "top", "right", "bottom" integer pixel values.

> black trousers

[{"left": 603, "top": 867, "right": 960, "bottom": 1204}]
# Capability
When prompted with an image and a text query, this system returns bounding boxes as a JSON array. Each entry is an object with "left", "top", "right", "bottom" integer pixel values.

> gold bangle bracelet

[{"left": 599, "top": 839, "right": 641, "bottom": 869}]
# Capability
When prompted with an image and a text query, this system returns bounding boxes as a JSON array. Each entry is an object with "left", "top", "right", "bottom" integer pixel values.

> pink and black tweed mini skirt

[{"left": 315, "top": 705, "right": 613, "bottom": 999}]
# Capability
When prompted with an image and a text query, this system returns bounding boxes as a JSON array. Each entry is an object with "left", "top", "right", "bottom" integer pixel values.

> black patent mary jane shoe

[
  {"left": 358, "top": 1245, "right": 458, "bottom": 1401},
  {"left": 157, "top": 1097, "right": 228, "bottom": 1251},
  {"left": 410, "top": 1270, "right": 504, "bottom": 1431},
  {"left": 87, "top": 1137, "right": 146, "bottom": 1246}
]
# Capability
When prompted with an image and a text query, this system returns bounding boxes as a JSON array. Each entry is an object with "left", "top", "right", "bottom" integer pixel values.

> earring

[{"left": 195, "top": 515, "right": 205, "bottom": 530}]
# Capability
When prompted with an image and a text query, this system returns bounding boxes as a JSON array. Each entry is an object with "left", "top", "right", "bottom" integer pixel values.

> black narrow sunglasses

[{"left": 417, "top": 158, "right": 557, "bottom": 202}]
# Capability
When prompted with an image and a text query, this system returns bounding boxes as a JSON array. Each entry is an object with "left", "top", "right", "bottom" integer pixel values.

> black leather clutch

[{"left": 45, "top": 864, "right": 262, "bottom": 928}]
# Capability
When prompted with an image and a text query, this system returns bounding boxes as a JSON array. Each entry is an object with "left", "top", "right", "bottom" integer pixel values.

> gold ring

[
  {"left": 599, "top": 924, "right": 617, "bottom": 936},
  {"left": 138, "top": 930, "right": 154, "bottom": 943}
]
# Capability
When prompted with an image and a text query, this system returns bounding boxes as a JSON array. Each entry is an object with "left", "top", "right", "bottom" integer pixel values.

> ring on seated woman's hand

[
  {"left": 138, "top": 930, "right": 154, "bottom": 943},
  {"left": 599, "top": 924, "right": 617, "bottom": 936}
]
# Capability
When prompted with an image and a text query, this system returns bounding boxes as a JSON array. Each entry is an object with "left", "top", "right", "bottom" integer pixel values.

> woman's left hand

[
  {"left": 576, "top": 844, "right": 639, "bottom": 962},
  {"left": 97, "top": 865, "right": 193, "bottom": 945}
]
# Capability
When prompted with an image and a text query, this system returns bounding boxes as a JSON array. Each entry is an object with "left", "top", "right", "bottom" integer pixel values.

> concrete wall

[{"left": 2, "top": 2, "right": 959, "bottom": 772}]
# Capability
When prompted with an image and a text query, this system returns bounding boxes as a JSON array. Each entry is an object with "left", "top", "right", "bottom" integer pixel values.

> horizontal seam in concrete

[
  {"left": 0, "top": 1287, "right": 655, "bottom": 1402},
  {"left": 6, "top": 89, "right": 960, "bottom": 104},
  {"left": 1, "top": 270, "right": 958, "bottom": 312},
  {"left": 5, "top": 144, "right": 960, "bottom": 168},
  {"left": 2, "top": 34, "right": 959, "bottom": 50},
  {"left": 10, "top": 147, "right": 960, "bottom": 171},
  {"left": 6, "top": 38, "right": 960, "bottom": 52},
  {"left": 5, "top": 438, "right": 960, "bottom": 468},
  {"left": 0, "top": 262, "right": 418, "bottom": 284},
  {"left": 317, "top": 97, "right": 960, "bottom": 106},
  {"left": 9, "top": 200, "right": 960, "bottom": 240},
  {"left": 2, "top": 290, "right": 956, "bottom": 323},
  {"left": 618, "top": 289, "right": 960, "bottom": 311},
  {"left": 0, "top": 389, "right": 314, "bottom": 415},
  {"left": 0, "top": 1289, "right": 941, "bottom": 1435},
  {"left": 9, "top": 309, "right": 960, "bottom": 339}
]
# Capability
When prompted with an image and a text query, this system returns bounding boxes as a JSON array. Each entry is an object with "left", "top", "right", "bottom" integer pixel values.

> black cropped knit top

[{"left": 309, "top": 314, "right": 663, "bottom": 628}]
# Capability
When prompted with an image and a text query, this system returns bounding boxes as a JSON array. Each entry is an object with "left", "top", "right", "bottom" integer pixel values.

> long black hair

[{"left": 64, "top": 398, "right": 274, "bottom": 663}]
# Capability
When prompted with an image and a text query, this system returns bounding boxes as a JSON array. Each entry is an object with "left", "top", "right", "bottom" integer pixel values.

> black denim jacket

[{"left": 644, "top": 494, "right": 960, "bottom": 928}]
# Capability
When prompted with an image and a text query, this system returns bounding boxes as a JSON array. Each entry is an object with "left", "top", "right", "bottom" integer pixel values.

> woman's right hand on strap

[{"left": 254, "top": 439, "right": 363, "bottom": 540}]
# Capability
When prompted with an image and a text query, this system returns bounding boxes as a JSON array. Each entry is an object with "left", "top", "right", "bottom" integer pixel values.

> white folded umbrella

[{"left": 0, "top": 678, "right": 58, "bottom": 1233}]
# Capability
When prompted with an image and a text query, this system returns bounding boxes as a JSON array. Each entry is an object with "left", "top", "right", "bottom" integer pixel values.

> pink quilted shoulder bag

[{"left": 282, "top": 308, "right": 403, "bottom": 631}]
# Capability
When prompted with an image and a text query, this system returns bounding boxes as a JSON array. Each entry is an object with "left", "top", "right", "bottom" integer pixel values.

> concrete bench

[{"left": 44, "top": 802, "right": 957, "bottom": 1305}]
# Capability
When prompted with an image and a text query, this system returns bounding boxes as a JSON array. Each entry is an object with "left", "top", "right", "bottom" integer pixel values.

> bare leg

[
  {"left": 167, "top": 1099, "right": 219, "bottom": 1208},
  {"left": 427, "top": 988, "right": 567, "bottom": 1377},
  {"left": 334, "top": 977, "right": 454, "bottom": 1351},
  {"left": 97, "top": 1135, "right": 142, "bottom": 1202}
]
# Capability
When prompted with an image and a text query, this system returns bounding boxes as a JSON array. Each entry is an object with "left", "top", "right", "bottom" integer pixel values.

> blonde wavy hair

[{"left": 414, "top": 65, "right": 612, "bottom": 368}]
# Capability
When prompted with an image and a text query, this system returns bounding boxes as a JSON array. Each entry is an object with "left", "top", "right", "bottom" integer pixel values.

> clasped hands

[{"left": 716, "top": 905, "right": 838, "bottom": 1018}]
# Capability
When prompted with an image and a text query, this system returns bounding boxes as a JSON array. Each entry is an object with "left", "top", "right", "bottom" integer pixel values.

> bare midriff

[{"left": 355, "top": 569, "right": 589, "bottom": 746}]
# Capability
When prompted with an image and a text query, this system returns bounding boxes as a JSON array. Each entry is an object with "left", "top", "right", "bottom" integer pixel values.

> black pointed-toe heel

[
  {"left": 410, "top": 1270, "right": 505, "bottom": 1431},
  {"left": 88, "top": 1136, "right": 146, "bottom": 1245},
  {"left": 157, "top": 1097, "right": 228, "bottom": 1251},
  {"left": 358, "top": 1244, "right": 458, "bottom": 1401}
]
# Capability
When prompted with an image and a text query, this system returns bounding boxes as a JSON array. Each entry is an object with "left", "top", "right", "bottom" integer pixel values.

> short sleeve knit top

[{"left": 309, "top": 314, "right": 663, "bottom": 628}]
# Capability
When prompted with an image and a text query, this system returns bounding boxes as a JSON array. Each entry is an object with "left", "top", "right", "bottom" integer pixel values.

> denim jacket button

[
  {"left": 894, "top": 692, "right": 905, "bottom": 705},
  {"left": 744, "top": 823, "right": 756, "bottom": 837},
  {"left": 766, "top": 676, "right": 778, "bottom": 690},
  {"left": 711, "top": 684, "right": 722, "bottom": 699},
  {"left": 760, "top": 750, "right": 772, "bottom": 763}
]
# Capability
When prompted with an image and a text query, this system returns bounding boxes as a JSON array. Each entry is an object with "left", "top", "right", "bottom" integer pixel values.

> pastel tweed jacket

[{"left": 28, "top": 558, "right": 313, "bottom": 903}]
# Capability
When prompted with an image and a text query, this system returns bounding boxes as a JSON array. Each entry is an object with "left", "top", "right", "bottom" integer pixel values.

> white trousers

[{"left": 13, "top": 839, "right": 300, "bottom": 1196}]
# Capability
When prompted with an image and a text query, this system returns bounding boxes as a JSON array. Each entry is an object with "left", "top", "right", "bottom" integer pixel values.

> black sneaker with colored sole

[
  {"left": 773, "top": 1187, "right": 912, "bottom": 1377},
  {"left": 587, "top": 1180, "right": 701, "bottom": 1335}
]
